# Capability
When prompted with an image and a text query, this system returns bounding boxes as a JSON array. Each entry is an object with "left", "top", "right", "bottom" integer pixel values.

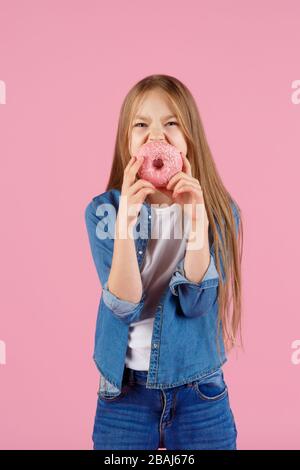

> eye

[
  {"left": 133, "top": 121, "right": 178, "bottom": 128},
  {"left": 134, "top": 122, "right": 147, "bottom": 127}
]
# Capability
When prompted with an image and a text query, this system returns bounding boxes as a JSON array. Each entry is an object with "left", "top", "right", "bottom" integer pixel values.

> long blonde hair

[{"left": 105, "top": 74, "right": 244, "bottom": 355}]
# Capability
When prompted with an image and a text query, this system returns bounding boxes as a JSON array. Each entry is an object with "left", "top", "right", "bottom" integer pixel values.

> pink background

[{"left": 1, "top": 0, "right": 300, "bottom": 450}]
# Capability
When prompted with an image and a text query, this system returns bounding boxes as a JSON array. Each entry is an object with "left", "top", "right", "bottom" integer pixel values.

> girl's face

[{"left": 129, "top": 89, "right": 188, "bottom": 158}]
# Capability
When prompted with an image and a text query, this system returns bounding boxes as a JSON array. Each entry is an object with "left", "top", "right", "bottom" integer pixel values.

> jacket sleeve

[
  {"left": 169, "top": 201, "right": 240, "bottom": 319},
  {"left": 84, "top": 199, "right": 146, "bottom": 325}
]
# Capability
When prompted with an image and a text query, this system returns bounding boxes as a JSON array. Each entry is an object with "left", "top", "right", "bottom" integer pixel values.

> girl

[{"left": 85, "top": 74, "right": 243, "bottom": 450}]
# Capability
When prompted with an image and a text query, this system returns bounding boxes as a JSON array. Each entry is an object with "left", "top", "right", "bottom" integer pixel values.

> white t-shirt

[{"left": 125, "top": 202, "right": 191, "bottom": 370}]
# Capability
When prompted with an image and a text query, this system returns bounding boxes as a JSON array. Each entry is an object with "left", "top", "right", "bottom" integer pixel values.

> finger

[
  {"left": 173, "top": 180, "right": 201, "bottom": 193},
  {"left": 125, "top": 156, "right": 137, "bottom": 172},
  {"left": 124, "top": 157, "right": 138, "bottom": 186},
  {"left": 131, "top": 155, "right": 145, "bottom": 174},
  {"left": 133, "top": 187, "right": 156, "bottom": 203},
  {"left": 181, "top": 152, "right": 192, "bottom": 176},
  {"left": 173, "top": 185, "right": 203, "bottom": 198},
  {"left": 129, "top": 178, "right": 156, "bottom": 196},
  {"left": 126, "top": 156, "right": 145, "bottom": 185},
  {"left": 166, "top": 172, "right": 191, "bottom": 190},
  {"left": 135, "top": 179, "right": 156, "bottom": 190},
  {"left": 157, "top": 187, "right": 174, "bottom": 198}
]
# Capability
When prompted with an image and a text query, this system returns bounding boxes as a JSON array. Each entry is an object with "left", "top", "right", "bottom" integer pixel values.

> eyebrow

[{"left": 134, "top": 114, "right": 177, "bottom": 121}]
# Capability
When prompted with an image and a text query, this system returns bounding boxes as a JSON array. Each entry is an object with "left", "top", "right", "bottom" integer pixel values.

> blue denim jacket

[{"left": 84, "top": 188, "right": 240, "bottom": 398}]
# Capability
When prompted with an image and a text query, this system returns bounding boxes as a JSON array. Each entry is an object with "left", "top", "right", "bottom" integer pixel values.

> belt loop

[
  {"left": 130, "top": 368, "right": 136, "bottom": 385},
  {"left": 125, "top": 366, "right": 134, "bottom": 385}
]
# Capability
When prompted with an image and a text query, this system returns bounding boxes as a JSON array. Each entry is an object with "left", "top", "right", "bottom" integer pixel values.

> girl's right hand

[{"left": 119, "top": 156, "right": 156, "bottom": 224}]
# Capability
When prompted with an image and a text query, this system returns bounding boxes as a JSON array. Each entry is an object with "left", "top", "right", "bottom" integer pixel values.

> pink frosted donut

[{"left": 136, "top": 141, "right": 183, "bottom": 188}]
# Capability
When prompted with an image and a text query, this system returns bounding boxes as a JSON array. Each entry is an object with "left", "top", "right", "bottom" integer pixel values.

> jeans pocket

[
  {"left": 97, "top": 383, "right": 131, "bottom": 403},
  {"left": 193, "top": 368, "right": 228, "bottom": 402}
]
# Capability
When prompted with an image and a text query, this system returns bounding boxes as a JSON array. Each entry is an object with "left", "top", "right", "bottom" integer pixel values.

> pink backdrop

[{"left": 0, "top": 0, "right": 300, "bottom": 450}]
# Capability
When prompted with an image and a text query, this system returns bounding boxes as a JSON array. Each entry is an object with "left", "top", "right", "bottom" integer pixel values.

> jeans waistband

[
  {"left": 124, "top": 367, "right": 149, "bottom": 385},
  {"left": 123, "top": 366, "right": 223, "bottom": 389}
]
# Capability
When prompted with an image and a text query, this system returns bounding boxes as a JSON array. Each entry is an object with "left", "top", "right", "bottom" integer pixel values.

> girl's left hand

[{"left": 165, "top": 152, "right": 209, "bottom": 226}]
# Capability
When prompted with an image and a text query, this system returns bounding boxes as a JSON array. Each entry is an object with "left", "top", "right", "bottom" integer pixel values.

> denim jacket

[{"left": 84, "top": 188, "right": 240, "bottom": 398}]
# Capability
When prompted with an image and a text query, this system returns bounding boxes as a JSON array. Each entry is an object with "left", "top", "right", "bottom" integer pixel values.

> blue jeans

[{"left": 92, "top": 366, "right": 238, "bottom": 450}]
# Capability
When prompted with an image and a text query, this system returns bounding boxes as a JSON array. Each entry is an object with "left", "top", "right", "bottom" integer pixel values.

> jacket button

[{"left": 138, "top": 250, "right": 143, "bottom": 255}]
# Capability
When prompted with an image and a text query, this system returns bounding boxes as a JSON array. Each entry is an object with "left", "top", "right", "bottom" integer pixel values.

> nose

[
  {"left": 149, "top": 132, "right": 164, "bottom": 140},
  {"left": 148, "top": 126, "right": 165, "bottom": 142},
  {"left": 148, "top": 137, "right": 168, "bottom": 147},
  {"left": 149, "top": 133, "right": 166, "bottom": 143}
]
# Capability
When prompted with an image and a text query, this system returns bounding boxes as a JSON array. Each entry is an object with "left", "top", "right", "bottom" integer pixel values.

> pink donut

[{"left": 136, "top": 141, "right": 183, "bottom": 188}]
